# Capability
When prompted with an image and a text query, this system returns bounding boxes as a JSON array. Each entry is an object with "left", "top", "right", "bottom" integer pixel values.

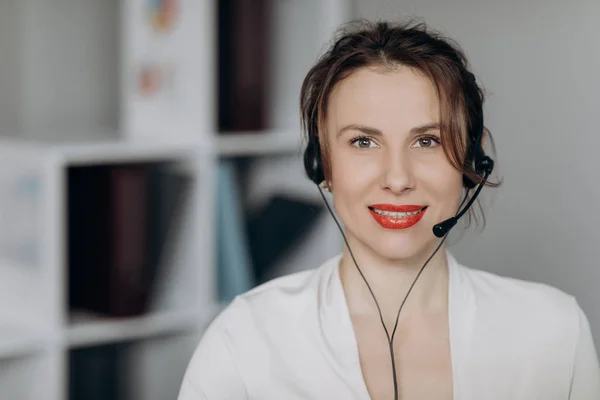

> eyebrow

[{"left": 336, "top": 122, "right": 441, "bottom": 137}]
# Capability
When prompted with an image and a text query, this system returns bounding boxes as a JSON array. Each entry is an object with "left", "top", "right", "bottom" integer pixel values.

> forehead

[{"left": 326, "top": 67, "right": 440, "bottom": 132}]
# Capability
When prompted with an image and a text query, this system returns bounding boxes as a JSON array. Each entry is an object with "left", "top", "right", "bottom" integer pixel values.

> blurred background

[{"left": 0, "top": 0, "right": 597, "bottom": 399}]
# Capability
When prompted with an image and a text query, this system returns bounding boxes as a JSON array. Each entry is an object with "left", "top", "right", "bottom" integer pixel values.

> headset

[{"left": 303, "top": 101, "right": 494, "bottom": 400}]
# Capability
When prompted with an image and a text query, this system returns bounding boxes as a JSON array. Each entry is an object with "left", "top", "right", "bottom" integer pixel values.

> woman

[{"left": 178, "top": 20, "right": 600, "bottom": 399}]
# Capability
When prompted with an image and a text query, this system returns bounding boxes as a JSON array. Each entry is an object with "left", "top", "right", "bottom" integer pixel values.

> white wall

[
  {"left": 22, "top": 0, "right": 120, "bottom": 136},
  {"left": 355, "top": 0, "right": 600, "bottom": 345},
  {"left": 268, "top": 0, "right": 353, "bottom": 131},
  {"left": 0, "top": 0, "right": 22, "bottom": 136},
  {"left": 0, "top": 0, "right": 121, "bottom": 137}
]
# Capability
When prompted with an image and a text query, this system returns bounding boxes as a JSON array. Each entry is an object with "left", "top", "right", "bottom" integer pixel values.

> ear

[
  {"left": 481, "top": 127, "right": 488, "bottom": 150},
  {"left": 319, "top": 180, "right": 332, "bottom": 192}
]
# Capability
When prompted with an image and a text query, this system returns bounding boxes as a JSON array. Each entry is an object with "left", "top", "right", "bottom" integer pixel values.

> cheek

[
  {"left": 415, "top": 161, "right": 463, "bottom": 208},
  {"left": 328, "top": 150, "right": 379, "bottom": 221},
  {"left": 329, "top": 150, "right": 378, "bottom": 194}
]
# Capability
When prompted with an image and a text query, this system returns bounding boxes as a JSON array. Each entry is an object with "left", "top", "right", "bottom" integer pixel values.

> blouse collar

[{"left": 318, "top": 249, "right": 476, "bottom": 398}]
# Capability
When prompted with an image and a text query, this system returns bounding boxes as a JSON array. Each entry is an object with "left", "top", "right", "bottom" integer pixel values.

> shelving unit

[
  {"left": 0, "top": 0, "right": 352, "bottom": 399},
  {"left": 0, "top": 326, "right": 47, "bottom": 360},
  {"left": 0, "top": 136, "right": 216, "bottom": 400},
  {"left": 0, "top": 353, "right": 59, "bottom": 400}
]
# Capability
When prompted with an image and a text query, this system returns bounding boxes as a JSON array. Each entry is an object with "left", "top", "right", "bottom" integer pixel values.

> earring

[{"left": 319, "top": 180, "right": 331, "bottom": 192}]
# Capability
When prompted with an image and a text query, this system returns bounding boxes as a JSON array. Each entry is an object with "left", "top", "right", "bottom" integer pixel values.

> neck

[{"left": 339, "top": 239, "right": 450, "bottom": 328}]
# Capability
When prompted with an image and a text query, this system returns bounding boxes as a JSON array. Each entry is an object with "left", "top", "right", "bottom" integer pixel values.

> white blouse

[{"left": 178, "top": 252, "right": 600, "bottom": 399}]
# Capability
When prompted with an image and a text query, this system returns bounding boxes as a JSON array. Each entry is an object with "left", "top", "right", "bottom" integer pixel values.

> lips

[{"left": 368, "top": 204, "right": 427, "bottom": 230}]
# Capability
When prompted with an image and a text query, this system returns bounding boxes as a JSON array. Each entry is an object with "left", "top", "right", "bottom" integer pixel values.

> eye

[
  {"left": 413, "top": 135, "right": 441, "bottom": 149},
  {"left": 349, "top": 136, "right": 377, "bottom": 149}
]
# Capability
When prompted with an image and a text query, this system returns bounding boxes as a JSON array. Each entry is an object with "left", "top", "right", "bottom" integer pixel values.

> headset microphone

[{"left": 433, "top": 155, "right": 494, "bottom": 238}]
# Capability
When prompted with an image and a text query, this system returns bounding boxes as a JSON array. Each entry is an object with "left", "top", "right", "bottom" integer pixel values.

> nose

[{"left": 380, "top": 149, "right": 415, "bottom": 195}]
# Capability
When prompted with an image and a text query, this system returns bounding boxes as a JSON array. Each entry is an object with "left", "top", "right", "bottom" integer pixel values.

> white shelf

[
  {"left": 0, "top": 129, "right": 308, "bottom": 161},
  {"left": 0, "top": 325, "right": 46, "bottom": 359},
  {"left": 0, "top": 134, "right": 213, "bottom": 166},
  {"left": 67, "top": 305, "right": 221, "bottom": 349},
  {"left": 218, "top": 130, "right": 304, "bottom": 157}
]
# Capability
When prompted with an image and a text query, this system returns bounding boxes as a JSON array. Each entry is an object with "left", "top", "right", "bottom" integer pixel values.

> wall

[
  {"left": 0, "top": 0, "right": 22, "bottom": 136},
  {"left": 354, "top": 0, "right": 600, "bottom": 345},
  {"left": 20, "top": 0, "right": 120, "bottom": 136},
  {"left": 268, "top": 0, "right": 354, "bottom": 131}
]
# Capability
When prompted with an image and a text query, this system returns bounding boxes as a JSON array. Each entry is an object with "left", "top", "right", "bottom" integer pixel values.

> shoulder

[
  {"left": 455, "top": 258, "right": 582, "bottom": 359},
  {"left": 454, "top": 258, "right": 600, "bottom": 394},
  {"left": 180, "top": 256, "right": 340, "bottom": 398},
  {"left": 459, "top": 262, "right": 578, "bottom": 320}
]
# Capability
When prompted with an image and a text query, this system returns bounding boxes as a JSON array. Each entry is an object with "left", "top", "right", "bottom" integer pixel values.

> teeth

[{"left": 372, "top": 208, "right": 424, "bottom": 218}]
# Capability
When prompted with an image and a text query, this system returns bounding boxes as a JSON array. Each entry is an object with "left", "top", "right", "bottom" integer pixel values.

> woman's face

[{"left": 325, "top": 66, "right": 463, "bottom": 262}]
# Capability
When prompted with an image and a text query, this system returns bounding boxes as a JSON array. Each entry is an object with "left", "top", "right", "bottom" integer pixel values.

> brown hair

[{"left": 300, "top": 19, "right": 501, "bottom": 228}]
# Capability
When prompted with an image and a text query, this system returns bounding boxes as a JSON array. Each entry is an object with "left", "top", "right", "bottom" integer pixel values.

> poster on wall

[{"left": 121, "top": 0, "right": 214, "bottom": 141}]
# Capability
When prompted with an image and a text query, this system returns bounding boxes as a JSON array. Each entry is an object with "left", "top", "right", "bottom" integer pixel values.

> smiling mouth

[
  {"left": 367, "top": 205, "right": 428, "bottom": 229},
  {"left": 368, "top": 206, "right": 427, "bottom": 218}
]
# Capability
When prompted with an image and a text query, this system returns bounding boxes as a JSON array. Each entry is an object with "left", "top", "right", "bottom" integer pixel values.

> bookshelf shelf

[
  {"left": 67, "top": 306, "right": 219, "bottom": 349},
  {"left": 0, "top": 135, "right": 210, "bottom": 165}
]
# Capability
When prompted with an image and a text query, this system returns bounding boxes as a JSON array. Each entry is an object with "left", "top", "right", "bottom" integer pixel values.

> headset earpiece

[
  {"left": 475, "top": 155, "right": 494, "bottom": 175},
  {"left": 462, "top": 123, "right": 493, "bottom": 189},
  {"left": 304, "top": 135, "right": 325, "bottom": 185},
  {"left": 463, "top": 174, "right": 477, "bottom": 190}
]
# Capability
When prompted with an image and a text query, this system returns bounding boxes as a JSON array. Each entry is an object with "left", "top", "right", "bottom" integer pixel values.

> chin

[{"left": 364, "top": 226, "right": 436, "bottom": 263}]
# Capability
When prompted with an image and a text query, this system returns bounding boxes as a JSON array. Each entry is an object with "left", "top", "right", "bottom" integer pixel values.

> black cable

[{"left": 317, "top": 187, "right": 470, "bottom": 400}]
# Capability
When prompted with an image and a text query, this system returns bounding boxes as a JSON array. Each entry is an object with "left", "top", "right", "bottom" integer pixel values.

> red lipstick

[{"left": 368, "top": 204, "right": 427, "bottom": 230}]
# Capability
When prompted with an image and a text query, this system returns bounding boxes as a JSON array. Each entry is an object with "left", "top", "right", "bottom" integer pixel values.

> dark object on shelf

[
  {"left": 218, "top": 0, "right": 272, "bottom": 132},
  {"left": 246, "top": 195, "right": 324, "bottom": 283},
  {"left": 67, "top": 162, "right": 191, "bottom": 317},
  {"left": 69, "top": 343, "right": 125, "bottom": 400},
  {"left": 145, "top": 163, "right": 193, "bottom": 308}
]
